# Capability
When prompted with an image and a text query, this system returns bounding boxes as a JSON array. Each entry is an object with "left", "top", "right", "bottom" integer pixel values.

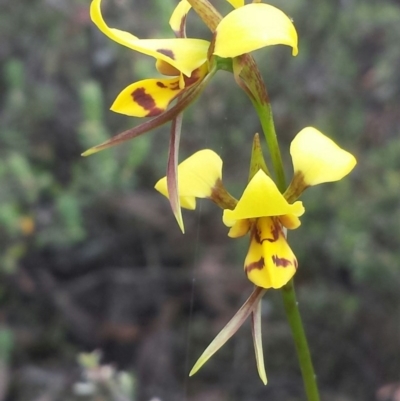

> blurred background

[{"left": 1, "top": 0, "right": 400, "bottom": 400}]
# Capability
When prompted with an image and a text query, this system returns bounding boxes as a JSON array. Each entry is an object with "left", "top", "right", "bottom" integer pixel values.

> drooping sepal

[
  {"left": 166, "top": 113, "right": 184, "bottom": 232},
  {"left": 189, "top": 286, "right": 266, "bottom": 377},
  {"left": 251, "top": 298, "right": 267, "bottom": 385}
]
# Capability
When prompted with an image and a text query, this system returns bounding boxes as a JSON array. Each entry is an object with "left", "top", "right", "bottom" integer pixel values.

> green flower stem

[
  {"left": 253, "top": 83, "right": 320, "bottom": 399},
  {"left": 282, "top": 279, "right": 321, "bottom": 401},
  {"left": 252, "top": 100, "right": 286, "bottom": 192},
  {"left": 234, "top": 54, "right": 286, "bottom": 192}
]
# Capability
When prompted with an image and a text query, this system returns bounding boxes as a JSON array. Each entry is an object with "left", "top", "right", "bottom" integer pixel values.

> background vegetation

[{"left": 0, "top": 0, "right": 399, "bottom": 400}]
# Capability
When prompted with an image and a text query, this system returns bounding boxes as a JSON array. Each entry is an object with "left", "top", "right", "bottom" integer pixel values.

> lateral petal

[
  {"left": 214, "top": 3, "right": 298, "bottom": 58},
  {"left": 244, "top": 217, "right": 297, "bottom": 289},
  {"left": 155, "top": 149, "right": 223, "bottom": 209},
  {"left": 111, "top": 63, "right": 209, "bottom": 117},
  {"left": 279, "top": 214, "right": 301, "bottom": 230},
  {"left": 91, "top": 0, "right": 209, "bottom": 76},
  {"left": 290, "top": 127, "right": 357, "bottom": 186},
  {"left": 227, "top": 219, "right": 251, "bottom": 238},
  {"left": 111, "top": 77, "right": 186, "bottom": 117}
]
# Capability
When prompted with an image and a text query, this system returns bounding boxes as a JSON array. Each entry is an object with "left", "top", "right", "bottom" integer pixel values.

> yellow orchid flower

[
  {"left": 85, "top": 0, "right": 299, "bottom": 235},
  {"left": 85, "top": 0, "right": 299, "bottom": 236},
  {"left": 85, "top": 0, "right": 298, "bottom": 153},
  {"left": 90, "top": 0, "right": 210, "bottom": 119},
  {"left": 155, "top": 129, "right": 356, "bottom": 278},
  {"left": 154, "top": 128, "right": 356, "bottom": 383},
  {"left": 224, "top": 127, "right": 356, "bottom": 289}
]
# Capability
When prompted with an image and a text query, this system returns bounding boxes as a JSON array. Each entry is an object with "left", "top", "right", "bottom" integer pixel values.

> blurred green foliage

[{"left": 0, "top": 0, "right": 400, "bottom": 400}]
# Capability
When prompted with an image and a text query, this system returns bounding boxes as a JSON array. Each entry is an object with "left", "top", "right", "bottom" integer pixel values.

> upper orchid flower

[
  {"left": 84, "top": 0, "right": 298, "bottom": 233},
  {"left": 89, "top": 0, "right": 210, "bottom": 120},
  {"left": 83, "top": 0, "right": 298, "bottom": 155}
]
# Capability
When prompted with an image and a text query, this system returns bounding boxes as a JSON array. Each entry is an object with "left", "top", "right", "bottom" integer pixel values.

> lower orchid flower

[{"left": 155, "top": 127, "right": 356, "bottom": 384}]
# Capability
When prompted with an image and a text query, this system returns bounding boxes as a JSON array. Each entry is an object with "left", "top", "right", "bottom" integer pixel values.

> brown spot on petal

[
  {"left": 272, "top": 255, "right": 293, "bottom": 268},
  {"left": 157, "top": 49, "right": 175, "bottom": 60},
  {"left": 146, "top": 107, "right": 164, "bottom": 117},
  {"left": 169, "top": 81, "right": 181, "bottom": 91},
  {"left": 168, "top": 68, "right": 204, "bottom": 92},
  {"left": 131, "top": 87, "right": 164, "bottom": 117},
  {"left": 257, "top": 218, "right": 281, "bottom": 244},
  {"left": 254, "top": 226, "right": 262, "bottom": 244},
  {"left": 167, "top": 68, "right": 203, "bottom": 92},
  {"left": 179, "top": 16, "right": 187, "bottom": 38},
  {"left": 156, "top": 81, "right": 168, "bottom": 88},
  {"left": 245, "top": 257, "right": 264, "bottom": 273},
  {"left": 264, "top": 219, "right": 280, "bottom": 243},
  {"left": 173, "top": 15, "right": 187, "bottom": 38}
]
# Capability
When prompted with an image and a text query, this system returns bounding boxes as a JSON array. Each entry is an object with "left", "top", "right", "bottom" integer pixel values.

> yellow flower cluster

[{"left": 87, "top": 0, "right": 357, "bottom": 386}]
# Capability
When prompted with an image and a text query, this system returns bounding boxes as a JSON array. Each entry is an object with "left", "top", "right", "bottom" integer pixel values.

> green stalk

[
  {"left": 282, "top": 280, "right": 321, "bottom": 401},
  {"left": 236, "top": 55, "right": 286, "bottom": 192},
  {"left": 251, "top": 77, "right": 321, "bottom": 399},
  {"left": 252, "top": 100, "right": 286, "bottom": 193}
]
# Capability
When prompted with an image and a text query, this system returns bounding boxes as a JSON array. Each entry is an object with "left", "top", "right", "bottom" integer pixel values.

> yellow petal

[
  {"left": 290, "top": 127, "right": 357, "bottom": 186},
  {"left": 154, "top": 149, "right": 223, "bottom": 209},
  {"left": 180, "top": 196, "right": 197, "bottom": 210},
  {"left": 226, "top": 0, "right": 244, "bottom": 7},
  {"left": 223, "top": 170, "right": 304, "bottom": 225},
  {"left": 244, "top": 217, "right": 297, "bottom": 289},
  {"left": 111, "top": 65, "right": 208, "bottom": 117},
  {"left": 227, "top": 219, "right": 251, "bottom": 238},
  {"left": 279, "top": 214, "right": 301, "bottom": 230},
  {"left": 170, "top": 0, "right": 191, "bottom": 36},
  {"left": 111, "top": 77, "right": 185, "bottom": 117},
  {"left": 91, "top": 0, "right": 209, "bottom": 76},
  {"left": 214, "top": 3, "right": 298, "bottom": 58}
]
